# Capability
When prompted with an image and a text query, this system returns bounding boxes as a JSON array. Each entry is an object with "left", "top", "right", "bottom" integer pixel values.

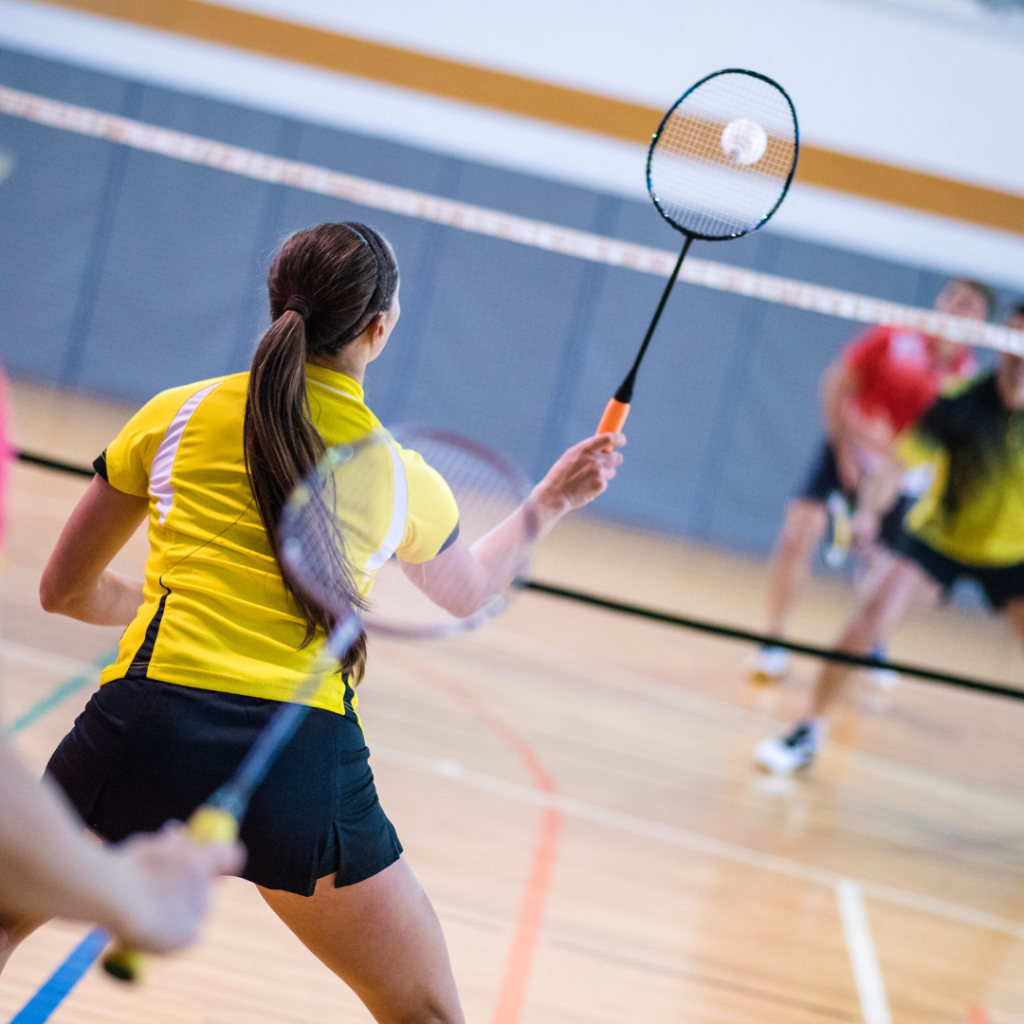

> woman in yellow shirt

[{"left": 35, "top": 222, "right": 625, "bottom": 1021}]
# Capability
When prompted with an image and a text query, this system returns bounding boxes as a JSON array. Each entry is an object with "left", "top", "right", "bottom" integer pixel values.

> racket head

[
  {"left": 363, "top": 424, "right": 534, "bottom": 639},
  {"left": 279, "top": 426, "right": 534, "bottom": 643},
  {"left": 647, "top": 68, "right": 799, "bottom": 242}
]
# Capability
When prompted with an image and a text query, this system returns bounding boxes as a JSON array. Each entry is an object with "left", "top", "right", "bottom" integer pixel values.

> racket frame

[
  {"left": 599, "top": 68, "right": 799, "bottom": 423},
  {"left": 646, "top": 68, "right": 800, "bottom": 243}
]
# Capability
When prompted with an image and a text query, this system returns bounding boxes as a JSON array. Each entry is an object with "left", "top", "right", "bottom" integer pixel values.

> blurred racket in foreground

[
  {"left": 597, "top": 69, "right": 799, "bottom": 437},
  {"left": 104, "top": 425, "right": 533, "bottom": 982}
]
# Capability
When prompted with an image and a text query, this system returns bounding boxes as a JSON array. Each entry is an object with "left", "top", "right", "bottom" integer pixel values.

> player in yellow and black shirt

[
  {"left": 38, "top": 222, "right": 625, "bottom": 1021},
  {"left": 756, "top": 303, "right": 1024, "bottom": 774}
]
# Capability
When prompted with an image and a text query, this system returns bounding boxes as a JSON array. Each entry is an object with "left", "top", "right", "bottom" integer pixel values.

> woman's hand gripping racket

[
  {"left": 102, "top": 425, "right": 569, "bottom": 982},
  {"left": 596, "top": 69, "right": 799, "bottom": 438}
]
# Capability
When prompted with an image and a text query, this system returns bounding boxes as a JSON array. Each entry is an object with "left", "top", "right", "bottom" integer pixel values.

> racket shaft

[{"left": 212, "top": 701, "right": 310, "bottom": 817}]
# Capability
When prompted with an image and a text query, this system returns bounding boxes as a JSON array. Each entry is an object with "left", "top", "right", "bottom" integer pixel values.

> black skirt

[{"left": 46, "top": 677, "right": 402, "bottom": 897}]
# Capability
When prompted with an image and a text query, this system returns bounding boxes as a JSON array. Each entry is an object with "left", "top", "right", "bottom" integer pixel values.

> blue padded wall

[{"left": 0, "top": 48, "right": 1012, "bottom": 556}]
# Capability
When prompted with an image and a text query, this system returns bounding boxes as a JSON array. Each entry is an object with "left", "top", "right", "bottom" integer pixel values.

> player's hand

[
  {"left": 849, "top": 509, "right": 880, "bottom": 553},
  {"left": 110, "top": 822, "right": 245, "bottom": 954},
  {"left": 533, "top": 433, "right": 625, "bottom": 518}
]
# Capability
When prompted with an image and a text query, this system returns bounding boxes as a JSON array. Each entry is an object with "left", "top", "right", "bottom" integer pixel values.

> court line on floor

[
  {"left": 370, "top": 743, "right": 1024, "bottom": 941},
  {"left": 475, "top": 624, "right": 1024, "bottom": 829},
  {"left": 2, "top": 645, "right": 114, "bottom": 737},
  {"left": 836, "top": 880, "right": 892, "bottom": 1024},
  {"left": 385, "top": 653, "right": 563, "bottom": 1024},
  {"left": 0, "top": 640, "right": 99, "bottom": 680}
]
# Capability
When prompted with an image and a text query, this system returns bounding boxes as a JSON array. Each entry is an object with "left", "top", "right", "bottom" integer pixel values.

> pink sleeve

[{"left": 842, "top": 326, "right": 890, "bottom": 376}]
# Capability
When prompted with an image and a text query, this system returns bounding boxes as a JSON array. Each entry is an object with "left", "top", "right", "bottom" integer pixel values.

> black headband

[
  {"left": 283, "top": 295, "right": 312, "bottom": 321},
  {"left": 332, "top": 225, "right": 396, "bottom": 346}
]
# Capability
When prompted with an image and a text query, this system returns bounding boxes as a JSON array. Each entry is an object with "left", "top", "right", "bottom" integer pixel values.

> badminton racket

[
  {"left": 596, "top": 69, "right": 799, "bottom": 437},
  {"left": 103, "top": 425, "right": 534, "bottom": 981}
]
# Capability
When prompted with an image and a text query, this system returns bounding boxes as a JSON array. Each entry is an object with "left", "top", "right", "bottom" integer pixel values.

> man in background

[{"left": 749, "top": 278, "right": 994, "bottom": 681}]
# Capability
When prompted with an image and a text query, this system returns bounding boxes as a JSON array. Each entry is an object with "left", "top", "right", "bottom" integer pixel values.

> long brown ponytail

[{"left": 243, "top": 223, "right": 399, "bottom": 681}]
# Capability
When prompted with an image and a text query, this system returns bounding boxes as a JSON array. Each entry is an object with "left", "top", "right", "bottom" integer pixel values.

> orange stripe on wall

[{"left": 37, "top": 0, "right": 1024, "bottom": 236}]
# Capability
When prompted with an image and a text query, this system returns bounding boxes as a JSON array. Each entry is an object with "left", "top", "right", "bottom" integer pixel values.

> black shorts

[
  {"left": 896, "top": 534, "right": 1024, "bottom": 610},
  {"left": 46, "top": 677, "right": 402, "bottom": 897},
  {"left": 797, "top": 441, "right": 910, "bottom": 550}
]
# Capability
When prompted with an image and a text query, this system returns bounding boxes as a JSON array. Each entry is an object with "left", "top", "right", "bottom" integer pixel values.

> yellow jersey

[
  {"left": 901, "top": 373, "right": 1024, "bottom": 567},
  {"left": 95, "top": 364, "right": 458, "bottom": 718}
]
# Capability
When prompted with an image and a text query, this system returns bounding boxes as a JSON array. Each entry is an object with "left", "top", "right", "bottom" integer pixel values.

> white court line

[
  {"left": 1, "top": 84, "right": 1023, "bottom": 353},
  {"left": 371, "top": 743, "right": 1024, "bottom": 941},
  {"left": 836, "top": 880, "right": 893, "bottom": 1024},
  {"left": 0, "top": 639, "right": 100, "bottom": 680}
]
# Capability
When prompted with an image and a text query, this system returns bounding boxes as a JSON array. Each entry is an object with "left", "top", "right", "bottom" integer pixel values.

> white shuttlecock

[{"left": 720, "top": 119, "right": 768, "bottom": 166}]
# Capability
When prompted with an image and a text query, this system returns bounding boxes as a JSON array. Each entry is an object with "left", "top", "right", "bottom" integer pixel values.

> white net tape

[{"left": 1, "top": 85, "right": 1020, "bottom": 353}]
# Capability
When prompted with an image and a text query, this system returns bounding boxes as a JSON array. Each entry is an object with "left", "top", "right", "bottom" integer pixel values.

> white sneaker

[
  {"left": 754, "top": 720, "right": 826, "bottom": 774},
  {"left": 748, "top": 646, "right": 791, "bottom": 681},
  {"left": 869, "top": 645, "right": 899, "bottom": 690}
]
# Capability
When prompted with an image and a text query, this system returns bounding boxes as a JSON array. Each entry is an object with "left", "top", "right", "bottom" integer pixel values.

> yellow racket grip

[
  {"left": 596, "top": 398, "right": 630, "bottom": 451},
  {"left": 102, "top": 805, "right": 239, "bottom": 983}
]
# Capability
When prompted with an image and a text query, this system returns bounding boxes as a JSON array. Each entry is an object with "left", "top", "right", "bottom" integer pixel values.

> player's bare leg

[
  {"left": 756, "top": 555, "right": 940, "bottom": 772},
  {"left": 260, "top": 857, "right": 465, "bottom": 1024},
  {"left": 751, "top": 499, "right": 830, "bottom": 680},
  {"left": 765, "top": 499, "right": 829, "bottom": 639},
  {"left": 809, "top": 556, "right": 940, "bottom": 717},
  {"left": 0, "top": 917, "right": 42, "bottom": 974},
  {"left": 1004, "top": 598, "right": 1024, "bottom": 650}
]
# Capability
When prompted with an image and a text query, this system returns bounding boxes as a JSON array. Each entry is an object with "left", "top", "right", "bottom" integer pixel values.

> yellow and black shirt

[
  {"left": 95, "top": 365, "right": 458, "bottom": 717},
  {"left": 901, "top": 373, "right": 1024, "bottom": 567}
]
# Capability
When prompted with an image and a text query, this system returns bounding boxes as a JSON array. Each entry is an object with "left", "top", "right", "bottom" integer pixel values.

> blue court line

[
  {"left": 4, "top": 651, "right": 119, "bottom": 1022},
  {"left": 5, "top": 650, "right": 117, "bottom": 737},
  {"left": 7, "top": 927, "right": 108, "bottom": 1024}
]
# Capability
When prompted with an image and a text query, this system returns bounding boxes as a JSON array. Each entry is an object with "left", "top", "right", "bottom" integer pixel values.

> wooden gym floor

[{"left": 1, "top": 380, "right": 1023, "bottom": 1024}]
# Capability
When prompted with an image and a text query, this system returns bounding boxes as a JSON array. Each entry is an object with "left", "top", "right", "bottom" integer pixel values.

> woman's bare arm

[
  {"left": 0, "top": 740, "right": 242, "bottom": 952},
  {"left": 400, "top": 433, "right": 624, "bottom": 616},
  {"left": 40, "top": 476, "right": 149, "bottom": 625}
]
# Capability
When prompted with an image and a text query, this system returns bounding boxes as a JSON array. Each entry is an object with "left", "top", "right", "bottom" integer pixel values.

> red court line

[{"left": 389, "top": 651, "right": 563, "bottom": 1024}]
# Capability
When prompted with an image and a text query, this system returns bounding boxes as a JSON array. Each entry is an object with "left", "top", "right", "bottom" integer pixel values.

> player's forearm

[
  {"left": 857, "top": 458, "right": 904, "bottom": 517},
  {"left": 0, "top": 745, "right": 137, "bottom": 933},
  {"left": 40, "top": 570, "right": 144, "bottom": 626},
  {"left": 821, "top": 363, "right": 849, "bottom": 440},
  {"left": 400, "top": 505, "right": 539, "bottom": 619}
]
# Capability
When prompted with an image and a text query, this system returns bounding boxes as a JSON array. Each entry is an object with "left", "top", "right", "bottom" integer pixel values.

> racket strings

[
  {"left": 282, "top": 459, "right": 366, "bottom": 620},
  {"left": 363, "top": 432, "right": 529, "bottom": 635},
  {"left": 281, "top": 429, "right": 531, "bottom": 641},
  {"left": 649, "top": 72, "right": 797, "bottom": 239}
]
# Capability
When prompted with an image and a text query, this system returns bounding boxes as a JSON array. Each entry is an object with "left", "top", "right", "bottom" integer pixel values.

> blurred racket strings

[{"left": 650, "top": 71, "right": 798, "bottom": 239}]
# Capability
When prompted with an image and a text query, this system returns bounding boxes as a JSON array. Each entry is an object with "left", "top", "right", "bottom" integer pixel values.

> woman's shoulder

[{"left": 134, "top": 373, "right": 249, "bottom": 424}]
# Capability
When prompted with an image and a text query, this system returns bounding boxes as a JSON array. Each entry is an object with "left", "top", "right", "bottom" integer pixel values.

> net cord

[{"left": 0, "top": 85, "right": 1019, "bottom": 352}]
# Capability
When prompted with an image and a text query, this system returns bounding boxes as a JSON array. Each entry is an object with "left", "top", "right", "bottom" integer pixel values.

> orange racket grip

[{"left": 596, "top": 398, "right": 630, "bottom": 450}]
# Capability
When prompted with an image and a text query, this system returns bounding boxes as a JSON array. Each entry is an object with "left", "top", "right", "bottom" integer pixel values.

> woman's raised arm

[{"left": 401, "top": 432, "right": 625, "bottom": 617}]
